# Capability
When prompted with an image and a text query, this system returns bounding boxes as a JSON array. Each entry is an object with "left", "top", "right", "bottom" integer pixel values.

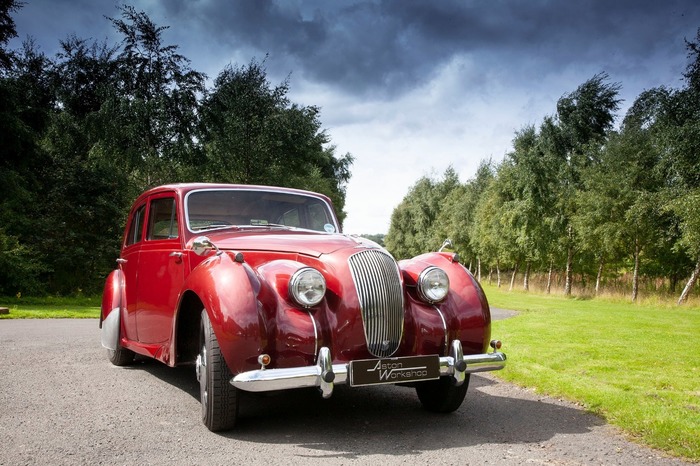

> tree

[
  {"left": 104, "top": 5, "right": 206, "bottom": 188},
  {"left": 386, "top": 168, "right": 460, "bottom": 259},
  {"left": 554, "top": 74, "right": 622, "bottom": 295},
  {"left": 0, "top": 40, "right": 54, "bottom": 294},
  {"left": 200, "top": 59, "right": 353, "bottom": 224},
  {"left": 433, "top": 160, "right": 495, "bottom": 277},
  {"left": 471, "top": 172, "right": 510, "bottom": 287},
  {"left": 0, "top": 0, "right": 20, "bottom": 70},
  {"left": 670, "top": 190, "right": 700, "bottom": 303}
]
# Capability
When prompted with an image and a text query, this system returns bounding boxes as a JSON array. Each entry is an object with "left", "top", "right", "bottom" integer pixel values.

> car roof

[{"left": 135, "top": 183, "right": 334, "bottom": 205}]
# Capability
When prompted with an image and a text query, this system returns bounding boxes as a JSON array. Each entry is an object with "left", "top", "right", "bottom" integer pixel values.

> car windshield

[{"left": 186, "top": 189, "right": 338, "bottom": 233}]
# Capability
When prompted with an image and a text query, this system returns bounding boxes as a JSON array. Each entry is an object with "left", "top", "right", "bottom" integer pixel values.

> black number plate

[{"left": 349, "top": 355, "right": 440, "bottom": 387}]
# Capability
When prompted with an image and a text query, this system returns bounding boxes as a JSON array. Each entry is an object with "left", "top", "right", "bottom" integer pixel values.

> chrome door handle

[
  {"left": 116, "top": 258, "right": 127, "bottom": 264},
  {"left": 169, "top": 252, "right": 184, "bottom": 263}
]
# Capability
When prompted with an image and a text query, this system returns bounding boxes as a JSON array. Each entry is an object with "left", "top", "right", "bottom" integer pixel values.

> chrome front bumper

[{"left": 231, "top": 340, "right": 506, "bottom": 398}]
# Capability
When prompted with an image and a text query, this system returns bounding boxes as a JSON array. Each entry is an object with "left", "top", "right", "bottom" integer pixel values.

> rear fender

[
  {"left": 100, "top": 269, "right": 124, "bottom": 350},
  {"left": 183, "top": 252, "right": 263, "bottom": 375}
]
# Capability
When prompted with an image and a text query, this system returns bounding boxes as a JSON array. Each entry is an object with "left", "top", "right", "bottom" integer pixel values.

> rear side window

[
  {"left": 126, "top": 204, "right": 146, "bottom": 246},
  {"left": 148, "top": 198, "right": 178, "bottom": 240}
]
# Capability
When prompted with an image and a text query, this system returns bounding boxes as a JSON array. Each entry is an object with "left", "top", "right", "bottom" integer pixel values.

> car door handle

[
  {"left": 169, "top": 252, "right": 184, "bottom": 258},
  {"left": 116, "top": 258, "right": 127, "bottom": 264}
]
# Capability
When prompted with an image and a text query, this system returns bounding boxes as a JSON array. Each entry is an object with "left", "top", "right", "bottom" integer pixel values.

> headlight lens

[
  {"left": 289, "top": 268, "right": 326, "bottom": 307},
  {"left": 417, "top": 266, "right": 450, "bottom": 303}
]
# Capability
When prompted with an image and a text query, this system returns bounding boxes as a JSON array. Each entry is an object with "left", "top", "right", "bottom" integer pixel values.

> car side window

[
  {"left": 126, "top": 204, "right": 146, "bottom": 246},
  {"left": 148, "top": 197, "right": 178, "bottom": 240}
]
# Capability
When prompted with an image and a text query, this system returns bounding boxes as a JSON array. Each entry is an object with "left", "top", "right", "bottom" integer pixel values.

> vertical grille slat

[{"left": 348, "top": 249, "right": 404, "bottom": 357}]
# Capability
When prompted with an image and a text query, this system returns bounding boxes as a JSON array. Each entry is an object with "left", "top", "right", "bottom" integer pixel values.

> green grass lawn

[
  {"left": 0, "top": 296, "right": 100, "bottom": 319},
  {"left": 484, "top": 283, "right": 700, "bottom": 461}
]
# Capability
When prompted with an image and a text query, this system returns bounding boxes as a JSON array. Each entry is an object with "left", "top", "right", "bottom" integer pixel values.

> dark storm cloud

[
  {"left": 10, "top": 0, "right": 700, "bottom": 97},
  {"left": 154, "top": 0, "right": 700, "bottom": 96}
]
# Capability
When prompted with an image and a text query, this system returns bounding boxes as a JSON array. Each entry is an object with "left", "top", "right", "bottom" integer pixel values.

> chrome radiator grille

[{"left": 348, "top": 249, "right": 404, "bottom": 357}]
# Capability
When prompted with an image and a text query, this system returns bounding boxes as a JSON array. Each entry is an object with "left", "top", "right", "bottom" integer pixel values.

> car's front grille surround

[{"left": 348, "top": 249, "right": 404, "bottom": 357}]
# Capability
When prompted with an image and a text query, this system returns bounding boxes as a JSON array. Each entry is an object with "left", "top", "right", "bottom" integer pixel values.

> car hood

[{"left": 203, "top": 230, "right": 374, "bottom": 257}]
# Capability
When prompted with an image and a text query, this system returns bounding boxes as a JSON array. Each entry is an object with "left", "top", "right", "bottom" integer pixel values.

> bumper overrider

[{"left": 231, "top": 340, "right": 506, "bottom": 398}]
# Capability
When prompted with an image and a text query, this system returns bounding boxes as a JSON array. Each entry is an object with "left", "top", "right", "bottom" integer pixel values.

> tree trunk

[
  {"left": 632, "top": 239, "right": 640, "bottom": 302},
  {"left": 595, "top": 256, "right": 604, "bottom": 296},
  {"left": 546, "top": 259, "right": 553, "bottom": 294},
  {"left": 496, "top": 261, "right": 501, "bottom": 288},
  {"left": 523, "top": 261, "right": 531, "bottom": 291},
  {"left": 564, "top": 245, "right": 574, "bottom": 296},
  {"left": 678, "top": 256, "right": 700, "bottom": 304},
  {"left": 477, "top": 257, "right": 482, "bottom": 283},
  {"left": 509, "top": 262, "right": 519, "bottom": 291},
  {"left": 488, "top": 267, "right": 493, "bottom": 285}
]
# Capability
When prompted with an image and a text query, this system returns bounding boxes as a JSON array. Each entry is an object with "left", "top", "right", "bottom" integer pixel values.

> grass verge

[
  {"left": 0, "top": 296, "right": 100, "bottom": 319},
  {"left": 484, "top": 283, "right": 700, "bottom": 461}
]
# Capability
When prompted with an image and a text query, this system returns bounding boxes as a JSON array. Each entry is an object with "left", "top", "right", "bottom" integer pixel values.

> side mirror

[
  {"left": 192, "top": 236, "right": 220, "bottom": 256},
  {"left": 438, "top": 238, "right": 453, "bottom": 252}
]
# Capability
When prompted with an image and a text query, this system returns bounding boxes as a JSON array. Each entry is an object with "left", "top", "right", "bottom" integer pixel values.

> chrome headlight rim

[
  {"left": 417, "top": 266, "right": 450, "bottom": 303},
  {"left": 289, "top": 267, "right": 327, "bottom": 308}
]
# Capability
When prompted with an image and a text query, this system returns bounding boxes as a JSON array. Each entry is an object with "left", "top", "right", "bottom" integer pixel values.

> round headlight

[
  {"left": 417, "top": 266, "right": 450, "bottom": 303},
  {"left": 289, "top": 268, "right": 326, "bottom": 307}
]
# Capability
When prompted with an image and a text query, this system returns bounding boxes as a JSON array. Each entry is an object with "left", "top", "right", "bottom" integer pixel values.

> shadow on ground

[{"left": 135, "top": 359, "right": 603, "bottom": 460}]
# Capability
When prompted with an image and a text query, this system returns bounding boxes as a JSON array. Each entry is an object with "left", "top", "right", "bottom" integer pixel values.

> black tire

[
  {"left": 198, "top": 309, "right": 239, "bottom": 431},
  {"left": 107, "top": 347, "right": 135, "bottom": 366},
  {"left": 416, "top": 375, "right": 470, "bottom": 413}
]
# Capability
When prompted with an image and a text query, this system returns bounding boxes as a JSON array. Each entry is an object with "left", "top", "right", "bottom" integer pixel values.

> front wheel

[
  {"left": 415, "top": 375, "right": 470, "bottom": 413},
  {"left": 197, "top": 309, "right": 239, "bottom": 431}
]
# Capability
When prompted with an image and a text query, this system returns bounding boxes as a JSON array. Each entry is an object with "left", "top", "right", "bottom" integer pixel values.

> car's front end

[{"left": 187, "top": 228, "right": 506, "bottom": 408}]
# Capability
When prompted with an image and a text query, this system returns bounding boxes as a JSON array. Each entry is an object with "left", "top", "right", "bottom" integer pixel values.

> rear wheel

[
  {"left": 197, "top": 309, "right": 239, "bottom": 431},
  {"left": 107, "top": 346, "right": 135, "bottom": 366},
  {"left": 416, "top": 375, "right": 470, "bottom": 413}
]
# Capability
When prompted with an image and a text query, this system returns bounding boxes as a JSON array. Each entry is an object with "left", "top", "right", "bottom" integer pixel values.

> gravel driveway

[{"left": 0, "top": 319, "right": 690, "bottom": 465}]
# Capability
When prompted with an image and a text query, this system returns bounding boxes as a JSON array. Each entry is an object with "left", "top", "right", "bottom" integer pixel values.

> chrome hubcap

[{"left": 198, "top": 346, "right": 207, "bottom": 405}]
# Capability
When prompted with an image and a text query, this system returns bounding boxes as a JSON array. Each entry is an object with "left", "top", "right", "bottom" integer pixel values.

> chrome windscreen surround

[{"left": 348, "top": 249, "right": 404, "bottom": 357}]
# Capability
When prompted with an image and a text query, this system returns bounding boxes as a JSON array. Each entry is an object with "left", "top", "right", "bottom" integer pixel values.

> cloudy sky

[{"left": 9, "top": 1, "right": 700, "bottom": 234}]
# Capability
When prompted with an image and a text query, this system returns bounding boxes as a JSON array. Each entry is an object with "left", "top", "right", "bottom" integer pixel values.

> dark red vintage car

[{"left": 100, "top": 183, "right": 506, "bottom": 431}]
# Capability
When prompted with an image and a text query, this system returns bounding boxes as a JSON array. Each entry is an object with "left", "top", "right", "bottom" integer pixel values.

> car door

[
  {"left": 135, "top": 194, "right": 187, "bottom": 344},
  {"left": 120, "top": 203, "right": 146, "bottom": 342}
]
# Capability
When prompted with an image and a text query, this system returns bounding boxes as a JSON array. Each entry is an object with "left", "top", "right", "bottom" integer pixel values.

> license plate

[{"left": 349, "top": 355, "right": 440, "bottom": 387}]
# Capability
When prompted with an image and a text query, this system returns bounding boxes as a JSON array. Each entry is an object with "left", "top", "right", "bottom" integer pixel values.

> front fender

[
  {"left": 400, "top": 252, "right": 491, "bottom": 354},
  {"left": 183, "top": 252, "right": 264, "bottom": 375},
  {"left": 100, "top": 269, "right": 123, "bottom": 350},
  {"left": 255, "top": 260, "right": 319, "bottom": 368}
]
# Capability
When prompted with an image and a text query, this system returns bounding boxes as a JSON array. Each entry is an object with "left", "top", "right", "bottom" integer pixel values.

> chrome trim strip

[
  {"left": 183, "top": 187, "right": 339, "bottom": 234},
  {"left": 432, "top": 305, "right": 448, "bottom": 356},
  {"left": 307, "top": 310, "right": 318, "bottom": 358},
  {"left": 231, "top": 344, "right": 506, "bottom": 394}
]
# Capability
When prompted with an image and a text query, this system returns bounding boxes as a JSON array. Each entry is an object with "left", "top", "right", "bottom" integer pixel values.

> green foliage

[
  {"left": 385, "top": 167, "right": 460, "bottom": 259},
  {"left": 388, "top": 46, "right": 700, "bottom": 301},
  {"left": 0, "top": 4, "right": 353, "bottom": 294},
  {"left": 358, "top": 233, "right": 385, "bottom": 246},
  {"left": 200, "top": 60, "right": 353, "bottom": 224}
]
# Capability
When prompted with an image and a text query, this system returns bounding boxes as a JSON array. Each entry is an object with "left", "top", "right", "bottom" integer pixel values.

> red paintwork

[
  {"left": 103, "top": 183, "right": 492, "bottom": 376},
  {"left": 100, "top": 269, "right": 122, "bottom": 326}
]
